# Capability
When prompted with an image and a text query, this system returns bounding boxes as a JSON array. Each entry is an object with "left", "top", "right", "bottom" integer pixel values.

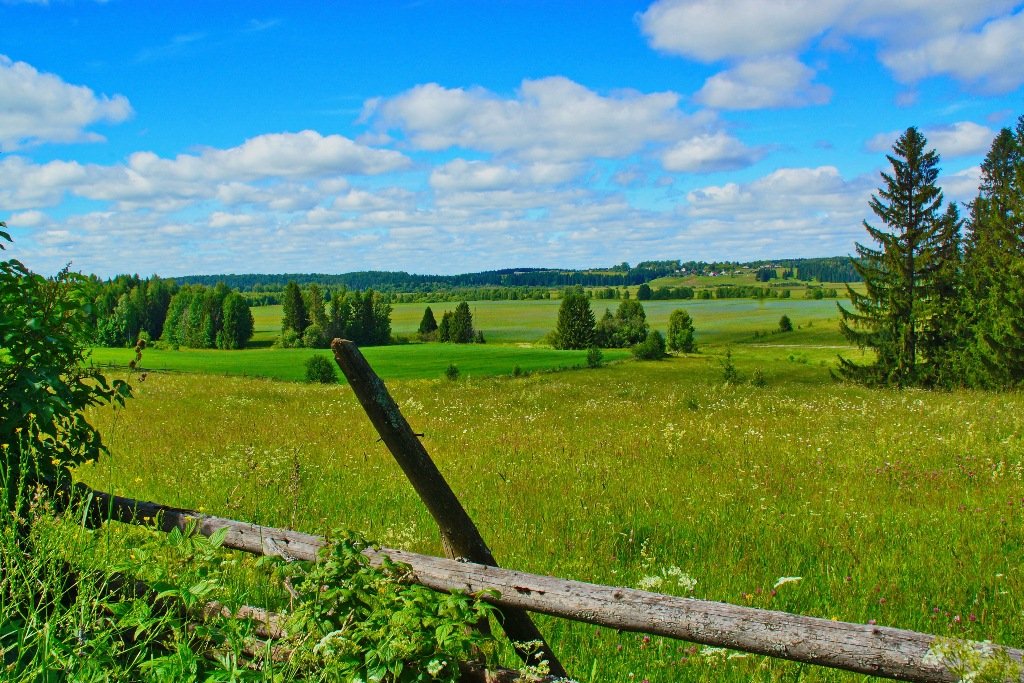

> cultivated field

[{"left": 77, "top": 296, "right": 1024, "bottom": 681}]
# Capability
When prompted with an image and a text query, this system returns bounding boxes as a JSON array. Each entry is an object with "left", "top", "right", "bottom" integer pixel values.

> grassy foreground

[{"left": 79, "top": 344, "right": 1024, "bottom": 681}]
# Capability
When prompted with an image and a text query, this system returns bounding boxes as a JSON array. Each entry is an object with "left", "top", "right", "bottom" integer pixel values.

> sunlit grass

[{"left": 80, "top": 344, "right": 1024, "bottom": 682}]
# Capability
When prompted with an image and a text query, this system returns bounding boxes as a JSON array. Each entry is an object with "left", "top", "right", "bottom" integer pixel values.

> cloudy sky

[{"left": 3, "top": 1, "right": 1023, "bottom": 277}]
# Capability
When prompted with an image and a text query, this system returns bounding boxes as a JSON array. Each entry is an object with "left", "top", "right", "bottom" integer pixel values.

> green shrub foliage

[
  {"left": 305, "top": 355, "right": 338, "bottom": 384},
  {"left": 632, "top": 330, "right": 666, "bottom": 360},
  {"left": 0, "top": 226, "right": 131, "bottom": 516},
  {"left": 594, "top": 299, "right": 649, "bottom": 348}
]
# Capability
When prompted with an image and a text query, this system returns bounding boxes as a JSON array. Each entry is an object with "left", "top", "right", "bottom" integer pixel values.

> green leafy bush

[
  {"left": 304, "top": 355, "right": 338, "bottom": 384},
  {"left": 0, "top": 227, "right": 131, "bottom": 517},
  {"left": 631, "top": 330, "right": 666, "bottom": 360}
]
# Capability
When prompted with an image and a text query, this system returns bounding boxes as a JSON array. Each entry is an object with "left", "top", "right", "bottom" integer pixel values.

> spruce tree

[
  {"left": 449, "top": 301, "right": 475, "bottom": 343},
  {"left": 962, "top": 119, "right": 1024, "bottom": 387},
  {"left": 281, "top": 281, "right": 308, "bottom": 336},
  {"left": 418, "top": 306, "right": 438, "bottom": 338},
  {"left": 552, "top": 287, "right": 595, "bottom": 349},
  {"left": 837, "top": 127, "right": 950, "bottom": 386},
  {"left": 437, "top": 311, "right": 453, "bottom": 342}
]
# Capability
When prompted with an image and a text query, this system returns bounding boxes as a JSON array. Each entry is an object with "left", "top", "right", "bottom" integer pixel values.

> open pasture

[
  {"left": 256, "top": 296, "right": 846, "bottom": 346},
  {"left": 89, "top": 344, "right": 632, "bottom": 383},
  {"left": 81, "top": 342, "right": 1024, "bottom": 681}
]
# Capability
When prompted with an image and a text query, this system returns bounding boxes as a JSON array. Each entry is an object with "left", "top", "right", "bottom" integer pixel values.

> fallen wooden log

[{"left": 85, "top": 488, "right": 1023, "bottom": 683}]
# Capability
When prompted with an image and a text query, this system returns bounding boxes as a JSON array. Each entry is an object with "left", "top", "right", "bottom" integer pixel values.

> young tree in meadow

[
  {"left": 449, "top": 301, "right": 475, "bottom": 343},
  {"left": 636, "top": 283, "right": 652, "bottom": 300},
  {"left": 778, "top": 314, "right": 793, "bottom": 333},
  {"left": 667, "top": 308, "right": 697, "bottom": 352},
  {"left": 837, "top": 127, "right": 954, "bottom": 386},
  {"left": 281, "top": 281, "right": 308, "bottom": 337},
  {"left": 418, "top": 306, "right": 439, "bottom": 340},
  {"left": 552, "top": 286, "right": 595, "bottom": 349}
]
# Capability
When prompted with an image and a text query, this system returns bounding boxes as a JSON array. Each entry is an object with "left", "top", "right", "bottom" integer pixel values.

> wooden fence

[{"left": 76, "top": 339, "right": 1023, "bottom": 682}]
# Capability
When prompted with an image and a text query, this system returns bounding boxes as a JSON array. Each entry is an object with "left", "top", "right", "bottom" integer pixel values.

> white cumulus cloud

[
  {"left": 694, "top": 56, "right": 831, "bottom": 110},
  {"left": 0, "top": 55, "right": 132, "bottom": 150},
  {"left": 661, "top": 132, "right": 767, "bottom": 172},
  {"left": 639, "top": 0, "right": 1024, "bottom": 99},
  {"left": 879, "top": 10, "right": 1024, "bottom": 93},
  {"left": 368, "top": 77, "right": 698, "bottom": 163},
  {"left": 639, "top": 0, "right": 843, "bottom": 62}
]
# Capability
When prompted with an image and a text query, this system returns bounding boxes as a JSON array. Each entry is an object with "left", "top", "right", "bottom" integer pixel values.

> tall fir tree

[
  {"left": 281, "top": 281, "right": 308, "bottom": 336},
  {"left": 961, "top": 118, "right": 1024, "bottom": 387},
  {"left": 418, "top": 306, "right": 438, "bottom": 338},
  {"left": 837, "top": 127, "right": 954, "bottom": 386},
  {"left": 449, "top": 301, "right": 475, "bottom": 343},
  {"left": 552, "top": 287, "right": 595, "bottom": 349}
]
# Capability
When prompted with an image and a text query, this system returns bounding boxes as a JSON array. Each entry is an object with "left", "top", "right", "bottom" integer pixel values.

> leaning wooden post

[{"left": 331, "top": 338, "right": 567, "bottom": 679}]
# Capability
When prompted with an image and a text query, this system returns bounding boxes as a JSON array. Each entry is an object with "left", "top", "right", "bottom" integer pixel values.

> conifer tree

[
  {"left": 449, "top": 301, "right": 475, "bottom": 343},
  {"left": 837, "top": 127, "right": 952, "bottom": 386},
  {"left": 437, "top": 311, "right": 453, "bottom": 342},
  {"left": 418, "top": 306, "right": 438, "bottom": 338},
  {"left": 962, "top": 118, "right": 1024, "bottom": 387},
  {"left": 281, "top": 281, "right": 308, "bottom": 336},
  {"left": 552, "top": 287, "right": 595, "bottom": 349}
]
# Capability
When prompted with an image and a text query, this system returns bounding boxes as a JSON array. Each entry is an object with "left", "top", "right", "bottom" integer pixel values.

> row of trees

[
  {"left": 90, "top": 274, "right": 175, "bottom": 347},
  {"left": 549, "top": 287, "right": 696, "bottom": 354},
  {"left": 280, "top": 282, "right": 392, "bottom": 348},
  {"left": 83, "top": 274, "right": 255, "bottom": 349},
  {"left": 838, "top": 119, "right": 1024, "bottom": 389},
  {"left": 416, "top": 303, "right": 483, "bottom": 343},
  {"left": 162, "top": 283, "right": 254, "bottom": 350}
]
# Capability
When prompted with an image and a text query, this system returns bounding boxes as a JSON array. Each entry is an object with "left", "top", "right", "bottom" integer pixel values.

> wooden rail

[{"left": 84, "top": 487, "right": 1024, "bottom": 683}]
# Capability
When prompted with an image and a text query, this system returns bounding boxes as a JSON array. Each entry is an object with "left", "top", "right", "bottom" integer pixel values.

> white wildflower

[{"left": 638, "top": 575, "right": 663, "bottom": 590}]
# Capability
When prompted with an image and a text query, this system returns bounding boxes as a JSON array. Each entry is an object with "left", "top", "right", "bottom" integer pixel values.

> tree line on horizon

[
  {"left": 837, "top": 117, "right": 1024, "bottom": 389},
  {"left": 170, "top": 256, "right": 862, "bottom": 299}
]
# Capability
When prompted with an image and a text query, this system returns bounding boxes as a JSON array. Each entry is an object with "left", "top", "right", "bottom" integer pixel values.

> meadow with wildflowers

[{"left": 77, "top": 310, "right": 1024, "bottom": 681}]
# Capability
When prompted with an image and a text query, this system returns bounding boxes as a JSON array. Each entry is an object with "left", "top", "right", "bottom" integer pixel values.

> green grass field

[
  {"left": 98, "top": 297, "right": 851, "bottom": 383},
  {"left": 73, "top": 295, "right": 1024, "bottom": 681},
  {"left": 90, "top": 344, "right": 632, "bottom": 383},
  {"left": 79, "top": 348, "right": 1024, "bottom": 682},
  {"left": 256, "top": 296, "right": 847, "bottom": 346}
]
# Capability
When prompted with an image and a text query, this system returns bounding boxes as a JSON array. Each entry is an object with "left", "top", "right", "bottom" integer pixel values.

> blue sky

[{"left": 2, "top": 0, "right": 1023, "bottom": 277}]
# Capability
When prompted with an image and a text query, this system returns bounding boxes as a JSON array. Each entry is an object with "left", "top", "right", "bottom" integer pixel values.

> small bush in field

[
  {"left": 445, "top": 363, "right": 460, "bottom": 381},
  {"left": 305, "top": 355, "right": 338, "bottom": 384}
]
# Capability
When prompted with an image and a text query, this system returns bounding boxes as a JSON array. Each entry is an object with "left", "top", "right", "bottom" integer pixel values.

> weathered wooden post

[{"left": 331, "top": 338, "right": 567, "bottom": 678}]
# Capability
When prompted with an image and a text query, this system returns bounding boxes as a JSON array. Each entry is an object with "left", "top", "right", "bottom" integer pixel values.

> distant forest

[{"left": 172, "top": 257, "right": 862, "bottom": 296}]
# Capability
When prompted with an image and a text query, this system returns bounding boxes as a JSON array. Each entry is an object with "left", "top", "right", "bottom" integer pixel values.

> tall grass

[{"left": 78, "top": 345, "right": 1024, "bottom": 681}]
